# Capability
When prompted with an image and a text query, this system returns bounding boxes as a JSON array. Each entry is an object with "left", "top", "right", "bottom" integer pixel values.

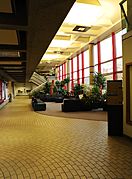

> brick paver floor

[{"left": 0, "top": 96, "right": 132, "bottom": 179}]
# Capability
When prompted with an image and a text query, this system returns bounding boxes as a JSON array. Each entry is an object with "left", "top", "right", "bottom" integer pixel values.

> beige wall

[
  {"left": 130, "top": 66, "right": 132, "bottom": 121},
  {"left": 15, "top": 82, "right": 37, "bottom": 96},
  {"left": 123, "top": 30, "right": 132, "bottom": 137}
]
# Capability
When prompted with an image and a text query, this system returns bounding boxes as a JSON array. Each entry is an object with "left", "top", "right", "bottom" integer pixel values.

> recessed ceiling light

[{"left": 73, "top": 25, "right": 91, "bottom": 32}]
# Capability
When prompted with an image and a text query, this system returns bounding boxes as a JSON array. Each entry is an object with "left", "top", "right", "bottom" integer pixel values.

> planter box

[{"left": 62, "top": 98, "right": 92, "bottom": 112}]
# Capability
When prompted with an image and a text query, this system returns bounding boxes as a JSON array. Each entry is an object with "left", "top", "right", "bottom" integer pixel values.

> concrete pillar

[
  {"left": 55, "top": 67, "right": 58, "bottom": 80},
  {"left": 8, "top": 81, "right": 13, "bottom": 101},
  {"left": 8, "top": 81, "right": 12, "bottom": 94},
  {"left": 89, "top": 43, "right": 94, "bottom": 85}
]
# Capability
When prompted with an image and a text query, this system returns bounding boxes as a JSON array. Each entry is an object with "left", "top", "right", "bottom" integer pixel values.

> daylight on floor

[{"left": 0, "top": 0, "right": 132, "bottom": 179}]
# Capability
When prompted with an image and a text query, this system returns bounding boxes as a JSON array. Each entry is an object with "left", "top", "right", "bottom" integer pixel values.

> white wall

[{"left": 123, "top": 30, "right": 132, "bottom": 137}]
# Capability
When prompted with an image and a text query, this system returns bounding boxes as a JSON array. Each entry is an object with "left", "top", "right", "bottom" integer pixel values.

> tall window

[
  {"left": 100, "top": 36, "right": 112, "bottom": 62},
  {"left": 100, "top": 36, "right": 113, "bottom": 80},
  {"left": 115, "top": 28, "right": 127, "bottom": 79},
  {"left": 79, "top": 53, "right": 82, "bottom": 84},
  {"left": 57, "top": 29, "right": 126, "bottom": 89},
  {"left": 59, "top": 65, "right": 62, "bottom": 81},
  {"left": 84, "top": 50, "right": 90, "bottom": 85},
  {"left": 93, "top": 29, "right": 126, "bottom": 81},
  {"left": 56, "top": 67, "right": 59, "bottom": 80},
  {"left": 73, "top": 56, "right": 77, "bottom": 83}
]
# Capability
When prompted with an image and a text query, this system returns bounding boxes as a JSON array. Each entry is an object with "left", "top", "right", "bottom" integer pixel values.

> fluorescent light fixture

[
  {"left": 64, "top": 2, "right": 102, "bottom": 26},
  {"left": 41, "top": 53, "right": 62, "bottom": 61},
  {"left": 49, "top": 39, "right": 72, "bottom": 48}
]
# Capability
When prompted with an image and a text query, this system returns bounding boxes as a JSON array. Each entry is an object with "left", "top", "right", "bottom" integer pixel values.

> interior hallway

[{"left": 0, "top": 96, "right": 132, "bottom": 179}]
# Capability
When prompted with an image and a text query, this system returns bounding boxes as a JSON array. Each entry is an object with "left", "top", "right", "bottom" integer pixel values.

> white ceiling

[{"left": 37, "top": 0, "right": 122, "bottom": 75}]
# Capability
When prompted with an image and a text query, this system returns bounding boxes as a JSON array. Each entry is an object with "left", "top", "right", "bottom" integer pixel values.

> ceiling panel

[
  {"left": 0, "top": 30, "right": 18, "bottom": 44},
  {"left": 0, "top": 0, "right": 12, "bottom": 13}
]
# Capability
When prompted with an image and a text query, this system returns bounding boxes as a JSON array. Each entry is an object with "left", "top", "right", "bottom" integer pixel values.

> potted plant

[{"left": 73, "top": 84, "right": 83, "bottom": 98}]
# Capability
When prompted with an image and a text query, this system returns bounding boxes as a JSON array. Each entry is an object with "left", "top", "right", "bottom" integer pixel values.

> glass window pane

[
  {"left": 60, "top": 65, "right": 62, "bottom": 78},
  {"left": 105, "top": 74, "right": 113, "bottom": 81},
  {"left": 79, "top": 53, "right": 82, "bottom": 70},
  {"left": 69, "top": 60, "right": 72, "bottom": 79},
  {"left": 79, "top": 78, "right": 82, "bottom": 85},
  {"left": 84, "top": 50, "right": 89, "bottom": 68},
  {"left": 117, "top": 73, "right": 123, "bottom": 80},
  {"left": 73, "top": 79, "right": 77, "bottom": 85},
  {"left": 73, "top": 71, "right": 77, "bottom": 80},
  {"left": 101, "top": 61, "right": 113, "bottom": 74},
  {"left": 62, "top": 63, "right": 65, "bottom": 77},
  {"left": 93, "top": 44, "right": 98, "bottom": 65},
  {"left": 94, "top": 65, "right": 98, "bottom": 73},
  {"left": 115, "top": 29, "right": 127, "bottom": 58},
  {"left": 79, "top": 70, "right": 82, "bottom": 79},
  {"left": 73, "top": 56, "right": 77, "bottom": 72},
  {"left": 60, "top": 76, "right": 62, "bottom": 81},
  {"left": 117, "top": 58, "right": 123, "bottom": 71},
  {"left": 100, "top": 36, "right": 112, "bottom": 62},
  {"left": 84, "top": 68, "right": 90, "bottom": 77},
  {"left": 115, "top": 31, "right": 123, "bottom": 57},
  {"left": 69, "top": 81, "right": 72, "bottom": 91},
  {"left": 84, "top": 77, "right": 90, "bottom": 85}
]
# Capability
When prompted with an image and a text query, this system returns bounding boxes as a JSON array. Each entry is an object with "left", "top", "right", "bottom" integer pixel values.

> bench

[
  {"left": 61, "top": 98, "right": 83, "bottom": 112},
  {"left": 32, "top": 97, "right": 46, "bottom": 111}
]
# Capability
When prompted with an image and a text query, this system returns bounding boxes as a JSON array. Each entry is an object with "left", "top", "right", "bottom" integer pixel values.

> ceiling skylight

[
  {"left": 41, "top": 54, "right": 63, "bottom": 61},
  {"left": 64, "top": 2, "right": 103, "bottom": 26},
  {"left": 49, "top": 39, "right": 72, "bottom": 48}
]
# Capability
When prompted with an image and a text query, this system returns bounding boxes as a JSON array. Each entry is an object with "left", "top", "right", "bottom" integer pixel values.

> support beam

[
  {"left": 0, "top": 69, "right": 15, "bottom": 81},
  {"left": 89, "top": 43, "right": 94, "bottom": 85},
  {"left": 0, "top": 44, "right": 26, "bottom": 52},
  {"left": 0, "top": 13, "right": 28, "bottom": 30},
  {"left": 17, "top": 31, "right": 27, "bottom": 50},
  {"left": 0, "top": 57, "right": 25, "bottom": 61}
]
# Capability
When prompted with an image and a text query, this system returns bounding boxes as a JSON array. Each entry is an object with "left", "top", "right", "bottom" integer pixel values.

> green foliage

[
  {"left": 53, "top": 78, "right": 70, "bottom": 97},
  {"left": 53, "top": 86, "right": 57, "bottom": 93},
  {"left": 81, "top": 72, "right": 107, "bottom": 109},
  {"left": 92, "top": 85, "right": 100, "bottom": 95},
  {"left": 43, "top": 82, "right": 51, "bottom": 94},
  {"left": 73, "top": 84, "right": 83, "bottom": 97},
  {"left": 31, "top": 90, "right": 39, "bottom": 98},
  {"left": 93, "top": 72, "right": 106, "bottom": 89},
  {"left": 61, "top": 80, "right": 65, "bottom": 87},
  {"left": 55, "top": 80, "right": 61, "bottom": 87},
  {"left": 64, "top": 77, "right": 70, "bottom": 84}
]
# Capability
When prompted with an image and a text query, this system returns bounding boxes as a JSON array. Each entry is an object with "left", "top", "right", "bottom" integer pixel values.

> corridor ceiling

[
  {"left": 0, "top": 0, "right": 122, "bottom": 82},
  {"left": 0, "top": 0, "right": 75, "bottom": 82}
]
